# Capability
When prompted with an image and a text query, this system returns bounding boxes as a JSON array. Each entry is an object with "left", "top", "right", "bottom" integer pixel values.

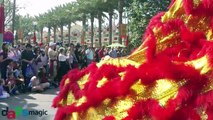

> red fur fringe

[
  {"left": 168, "top": 0, "right": 176, "bottom": 9},
  {"left": 183, "top": 0, "right": 194, "bottom": 15},
  {"left": 53, "top": 0, "right": 213, "bottom": 119},
  {"left": 183, "top": 0, "right": 213, "bottom": 16},
  {"left": 211, "top": 17, "right": 213, "bottom": 31},
  {"left": 103, "top": 116, "right": 116, "bottom": 120}
]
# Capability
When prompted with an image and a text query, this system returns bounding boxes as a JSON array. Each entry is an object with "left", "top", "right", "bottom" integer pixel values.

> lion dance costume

[{"left": 53, "top": 0, "right": 213, "bottom": 119}]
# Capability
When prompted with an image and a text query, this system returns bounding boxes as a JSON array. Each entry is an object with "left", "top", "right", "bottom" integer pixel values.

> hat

[
  {"left": 59, "top": 47, "right": 65, "bottom": 51},
  {"left": 59, "top": 47, "right": 65, "bottom": 52},
  {"left": 49, "top": 42, "right": 56, "bottom": 47}
]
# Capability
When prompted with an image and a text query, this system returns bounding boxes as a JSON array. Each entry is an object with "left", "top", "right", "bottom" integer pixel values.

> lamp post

[
  {"left": 118, "top": 0, "right": 124, "bottom": 44},
  {"left": 27, "top": 32, "right": 32, "bottom": 44},
  {"left": 65, "top": 9, "right": 72, "bottom": 45},
  {"left": 33, "top": 21, "right": 37, "bottom": 44},
  {"left": 0, "top": 0, "right": 4, "bottom": 49},
  {"left": 12, "top": 0, "right": 16, "bottom": 45}
]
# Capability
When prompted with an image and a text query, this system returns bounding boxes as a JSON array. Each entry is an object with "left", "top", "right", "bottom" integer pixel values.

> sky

[{"left": 17, "top": 0, "right": 76, "bottom": 16}]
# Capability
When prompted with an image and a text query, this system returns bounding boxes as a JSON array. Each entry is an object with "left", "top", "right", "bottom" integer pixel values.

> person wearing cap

[
  {"left": 21, "top": 44, "right": 35, "bottom": 91},
  {"left": 48, "top": 42, "right": 58, "bottom": 81}
]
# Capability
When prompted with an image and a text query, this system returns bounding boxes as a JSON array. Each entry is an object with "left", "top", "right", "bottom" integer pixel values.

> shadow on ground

[{"left": 0, "top": 88, "right": 58, "bottom": 120}]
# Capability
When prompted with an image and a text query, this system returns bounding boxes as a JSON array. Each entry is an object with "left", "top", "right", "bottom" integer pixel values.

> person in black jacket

[{"left": 21, "top": 44, "right": 34, "bottom": 91}]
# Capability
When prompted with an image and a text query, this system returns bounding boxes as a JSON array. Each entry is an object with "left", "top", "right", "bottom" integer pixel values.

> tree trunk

[
  {"left": 109, "top": 10, "right": 113, "bottom": 45},
  {"left": 98, "top": 12, "right": 102, "bottom": 48},
  {"left": 118, "top": 0, "right": 124, "bottom": 44},
  {"left": 91, "top": 13, "right": 94, "bottom": 47},
  {"left": 53, "top": 26, "right": 56, "bottom": 43},
  {"left": 68, "top": 23, "right": 71, "bottom": 45},
  {"left": 48, "top": 26, "right": 51, "bottom": 43},
  {"left": 12, "top": 0, "right": 16, "bottom": 45},
  {"left": 40, "top": 27, "right": 43, "bottom": 43},
  {"left": 60, "top": 24, "right": 63, "bottom": 43},
  {"left": 81, "top": 14, "right": 86, "bottom": 45}
]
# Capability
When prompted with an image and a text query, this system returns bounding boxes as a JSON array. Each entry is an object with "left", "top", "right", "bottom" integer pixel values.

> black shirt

[
  {"left": 21, "top": 50, "right": 34, "bottom": 68},
  {"left": 0, "top": 51, "right": 8, "bottom": 69}
]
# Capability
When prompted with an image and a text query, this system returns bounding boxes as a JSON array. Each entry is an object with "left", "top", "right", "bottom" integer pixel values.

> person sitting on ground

[
  {"left": 0, "top": 78, "right": 10, "bottom": 99},
  {"left": 6, "top": 59, "right": 14, "bottom": 78},
  {"left": 29, "top": 67, "right": 50, "bottom": 92},
  {"left": 4, "top": 72, "right": 19, "bottom": 95},
  {"left": 13, "top": 64, "right": 25, "bottom": 93},
  {"left": 37, "top": 67, "right": 50, "bottom": 86}
]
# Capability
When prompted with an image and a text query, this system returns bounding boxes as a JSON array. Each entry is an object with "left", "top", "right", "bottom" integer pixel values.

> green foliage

[
  {"left": 14, "top": 15, "right": 34, "bottom": 37},
  {"left": 4, "top": 0, "right": 15, "bottom": 27},
  {"left": 128, "top": 0, "right": 170, "bottom": 49}
]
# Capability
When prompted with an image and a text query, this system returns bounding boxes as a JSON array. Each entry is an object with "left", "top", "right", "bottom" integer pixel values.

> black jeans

[{"left": 22, "top": 67, "right": 31, "bottom": 91}]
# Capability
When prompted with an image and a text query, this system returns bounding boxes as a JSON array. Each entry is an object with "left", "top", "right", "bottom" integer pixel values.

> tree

[
  {"left": 66, "top": 2, "right": 81, "bottom": 45},
  {"left": 36, "top": 14, "right": 46, "bottom": 42},
  {"left": 56, "top": 3, "right": 81, "bottom": 44},
  {"left": 76, "top": 0, "right": 96, "bottom": 47},
  {"left": 99, "top": 0, "right": 118, "bottom": 46},
  {"left": 4, "top": 0, "right": 21, "bottom": 30},
  {"left": 4, "top": 0, "right": 13, "bottom": 27},
  {"left": 128, "top": 0, "right": 170, "bottom": 49},
  {"left": 14, "top": 14, "right": 34, "bottom": 42},
  {"left": 118, "top": 0, "right": 124, "bottom": 44}
]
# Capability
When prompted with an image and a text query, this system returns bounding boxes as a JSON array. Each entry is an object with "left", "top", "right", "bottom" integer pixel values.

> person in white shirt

[
  {"left": 57, "top": 47, "right": 69, "bottom": 82},
  {"left": 85, "top": 46, "right": 94, "bottom": 66},
  {"left": 48, "top": 42, "right": 57, "bottom": 81}
]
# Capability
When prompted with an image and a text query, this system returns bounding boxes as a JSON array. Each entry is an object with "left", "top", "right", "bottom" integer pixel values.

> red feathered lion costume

[{"left": 53, "top": 0, "right": 213, "bottom": 119}]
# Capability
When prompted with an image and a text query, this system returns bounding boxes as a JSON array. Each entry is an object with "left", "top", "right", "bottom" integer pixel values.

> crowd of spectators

[{"left": 0, "top": 42, "right": 128, "bottom": 99}]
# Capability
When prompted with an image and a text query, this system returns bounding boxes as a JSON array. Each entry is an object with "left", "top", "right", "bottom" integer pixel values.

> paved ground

[{"left": 0, "top": 88, "right": 59, "bottom": 120}]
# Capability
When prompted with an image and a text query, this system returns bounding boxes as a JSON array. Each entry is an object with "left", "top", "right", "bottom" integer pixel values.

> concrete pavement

[{"left": 0, "top": 88, "right": 59, "bottom": 120}]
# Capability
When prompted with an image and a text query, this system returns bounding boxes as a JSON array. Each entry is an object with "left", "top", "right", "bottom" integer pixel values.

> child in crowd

[
  {"left": 29, "top": 67, "right": 50, "bottom": 92},
  {"left": 13, "top": 64, "right": 25, "bottom": 93},
  {"left": 4, "top": 72, "right": 19, "bottom": 95},
  {"left": 0, "top": 78, "right": 10, "bottom": 99},
  {"left": 6, "top": 59, "right": 14, "bottom": 78}
]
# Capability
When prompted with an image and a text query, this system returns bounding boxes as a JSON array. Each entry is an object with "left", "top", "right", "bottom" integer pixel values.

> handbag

[{"left": 25, "top": 64, "right": 35, "bottom": 78}]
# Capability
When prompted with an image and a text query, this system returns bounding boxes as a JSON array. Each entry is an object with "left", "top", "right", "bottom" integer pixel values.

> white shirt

[
  {"left": 85, "top": 49, "right": 94, "bottom": 60},
  {"left": 58, "top": 53, "right": 68, "bottom": 62},
  {"left": 40, "top": 55, "right": 48, "bottom": 66},
  {"left": 69, "top": 54, "right": 74, "bottom": 64},
  {"left": 48, "top": 48, "right": 57, "bottom": 60},
  {"left": 30, "top": 76, "right": 40, "bottom": 86}
]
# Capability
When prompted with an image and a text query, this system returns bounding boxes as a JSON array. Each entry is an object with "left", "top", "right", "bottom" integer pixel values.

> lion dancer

[{"left": 53, "top": 0, "right": 213, "bottom": 120}]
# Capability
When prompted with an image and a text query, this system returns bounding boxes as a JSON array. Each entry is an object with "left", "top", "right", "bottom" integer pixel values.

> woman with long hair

[
  {"left": 0, "top": 43, "right": 9, "bottom": 80},
  {"left": 68, "top": 44, "right": 78, "bottom": 69}
]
